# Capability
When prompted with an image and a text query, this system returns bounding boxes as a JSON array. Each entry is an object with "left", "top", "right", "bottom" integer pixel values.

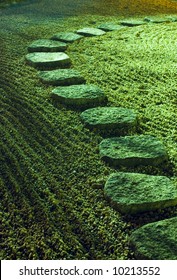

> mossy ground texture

[{"left": 1, "top": 1, "right": 177, "bottom": 260}]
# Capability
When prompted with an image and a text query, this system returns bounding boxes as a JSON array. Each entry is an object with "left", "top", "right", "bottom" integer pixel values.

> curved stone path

[{"left": 25, "top": 16, "right": 177, "bottom": 260}]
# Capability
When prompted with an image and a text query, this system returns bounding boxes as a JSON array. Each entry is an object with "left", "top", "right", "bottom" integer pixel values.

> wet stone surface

[
  {"left": 80, "top": 106, "right": 137, "bottom": 135},
  {"left": 99, "top": 135, "right": 168, "bottom": 167},
  {"left": 104, "top": 172, "right": 177, "bottom": 214},
  {"left": 38, "top": 69, "right": 86, "bottom": 86},
  {"left": 130, "top": 217, "right": 177, "bottom": 260},
  {"left": 26, "top": 52, "right": 71, "bottom": 69},
  {"left": 51, "top": 84, "right": 107, "bottom": 108},
  {"left": 27, "top": 39, "right": 67, "bottom": 52}
]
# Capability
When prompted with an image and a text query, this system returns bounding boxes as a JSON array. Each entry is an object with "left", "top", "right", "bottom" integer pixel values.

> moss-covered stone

[
  {"left": 28, "top": 39, "right": 67, "bottom": 52},
  {"left": 80, "top": 106, "right": 137, "bottom": 135},
  {"left": 130, "top": 217, "right": 177, "bottom": 259},
  {"left": 51, "top": 32, "right": 83, "bottom": 43},
  {"left": 77, "top": 27, "right": 106, "bottom": 37},
  {"left": 99, "top": 135, "right": 168, "bottom": 167},
  {"left": 104, "top": 172, "right": 177, "bottom": 214},
  {"left": 97, "top": 22, "right": 124, "bottom": 32},
  {"left": 26, "top": 52, "right": 71, "bottom": 69},
  {"left": 51, "top": 84, "right": 107, "bottom": 108},
  {"left": 119, "top": 20, "right": 146, "bottom": 26},
  {"left": 144, "top": 16, "right": 172, "bottom": 23},
  {"left": 38, "top": 69, "right": 86, "bottom": 86}
]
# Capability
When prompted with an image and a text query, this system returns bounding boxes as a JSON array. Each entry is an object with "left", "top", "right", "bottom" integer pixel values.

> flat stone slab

[
  {"left": 38, "top": 69, "right": 86, "bottom": 86},
  {"left": 80, "top": 107, "right": 137, "bottom": 135},
  {"left": 97, "top": 22, "right": 124, "bottom": 32},
  {"left": 130, "top": 217, "right": 177, "bottom": 259},
  {"left": 119, "top": 20, "right": 146, "bottom": 27},
  {"left": 77, "top": 27, "right": 106, "bottom": 37},
  {"left": 144, "top": 16, "right": 171, "bottom": 23},
  {"left": 26, "top": 52, "right": 71, "bottom": 68},
  {"left": 104, "top": 172, "right": 177, "bottom": 214},
  {"left": 51, "top": 84, "right": 107, "bottom": 108},
  {"left": 27, "top": 39, "right": 67, "bottom": 52},
  {"left": 51, "top": 32, "right": 83, "bottom": 43},
  {"left": 167, "top": 16, "right": 177, "bottom": 22},
  {"left": 99, "top": 135, "right": 168, "bottom": 167}
]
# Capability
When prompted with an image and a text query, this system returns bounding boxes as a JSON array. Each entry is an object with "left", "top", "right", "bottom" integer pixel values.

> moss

[{"left": 1, "top": 3, "right": 177, "bottom": 260}]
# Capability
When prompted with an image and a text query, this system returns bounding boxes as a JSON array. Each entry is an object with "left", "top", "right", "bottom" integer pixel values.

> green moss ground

[{"left": 0, "top": 10, "right": 177, "bottom": 259}]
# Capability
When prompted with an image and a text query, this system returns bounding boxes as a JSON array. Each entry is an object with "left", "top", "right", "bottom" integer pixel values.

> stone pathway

[
  {"left": 26, "top": 52, "right": 71, "bottom": 68},
  {"left": 38, "top": 69, "right": 86, "bottom": 86},
  {"left": 51, "top": 84, "right": 107, "bottom": 108},
  {"left": 97, "top": 22, "right": 125, "bottom": 32},
  {"left": 104, "top": 172, "right": 177, "bottom": 214},
  {"left": 80, "top": 106, "right": 137, "bottom": 135},
  {"left": 130, "top": 217, "right": 177, "bottom": 260},
  {"left": 76, "top": 27, "right": 106, "bottom": 36},
  {"left": 28, "top": 39, "right": 67, "bottom": 52},
  {"left": 25, "top": 16, "right": 177, "bottom": 259},
  {"left": 119, "top": 19, "right": 146, "bottom": 27},
  {"left": 99, "top": 135, "right": 168, "bottom": 167},
  {"left": 51, "top": 32, "right": 83, "bottom": 42}
]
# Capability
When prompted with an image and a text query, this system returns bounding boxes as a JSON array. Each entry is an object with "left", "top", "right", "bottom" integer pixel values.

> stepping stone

[
  {"left": 99, "top": 135, "right": 168, "bottom": 167},
  {"left": 97, "top": 22, "right": 124, "bottom": 32},
  {"left": 144, "top": 16, "right": 171, "bottom": 23},
  {"left": 167, "top": 16, "right": 177, "bottom": 22},
  {"left": 130, "top": 217, "right": 177, "bottom": 259},
  {"left": 38, "top": 69, "right": 86, "bottom": 86},
  {"left": 27, "top": 39, "right": 67, "bottom": 52},
  {"left": 76, "top": 27, "right": 106, "bottom": 37},
  {"left": 80, "top": 107, "right": 137, "bottom": 135},
  {"left": 119, "top": 20, "right": 146, "bottom": 27},
  {"left": 26, "top": 52, "right": 71, "bottom": 68},
  {"left": 51, "top": 84, "right": 107, "bottom": 108},
  {"left": 51, "top": 32, "right": 83, "bottom": 43},
  {"left": 104, "top": 172, "right": 177, "bottom": 214}
]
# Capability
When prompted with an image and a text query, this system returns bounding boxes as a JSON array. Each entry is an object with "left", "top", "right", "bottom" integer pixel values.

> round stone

[
  {"left": 27, "top": 39, "right": 67, "bottom": 52},
  {"left": 99, "top": 135, "right": 168, "bottom": 167},
  {"left": 104, "top": 172, "right": 177, "bottom": 214},
  {"left": 26, "top": 52, "right": 71, "bottom": 68},
  {"left": 80, "top": 107, "right": 137, "bottom": 135},
  {"left": 130, "top": 217, "right": 177, "bottom": 259},
  {"left": 38, "top": 69, "right": 86, "bottom": 86},
  {"left": 51, "top": 84, "right": 107, "bottom": 108}
]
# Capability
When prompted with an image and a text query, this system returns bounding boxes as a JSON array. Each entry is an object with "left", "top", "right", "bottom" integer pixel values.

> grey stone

[
  {"left": 77, "top": 27, "right": 106, "bottom": 37},
  {"left": 27, "top": 39, "right": 67, "bottom": 52},
  {"left": 104, "top": 172, "right": 177, "bottom": 214},
  {"left": 99, "top": 135, "right": 168, "bottom": 167},
  {"left": 38, "top": 69, "right": 86, "bottom": 86},
  {"left": 51, "top": 84, "right": 107, "bottom": 108},
  {"left": 119, "top": 20, "right": 146, "bottom": 27},
  {"left": 51, "top": 32, "right": 83, "bottom": 43},
  {"left": 80, "top": 107, "right": 137, "bottom": 135},
  {"left": 144, "top": 16, "right": 171, "bottom": 23},
  {"left": 26, "top": 52, "right": 71, "bottom": 68},
  {"left": 97, "top": 22, "right": 124, "bottom": 32},
  {"left": 130, "top": 217, "right": 177, "bottom": 259}
]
